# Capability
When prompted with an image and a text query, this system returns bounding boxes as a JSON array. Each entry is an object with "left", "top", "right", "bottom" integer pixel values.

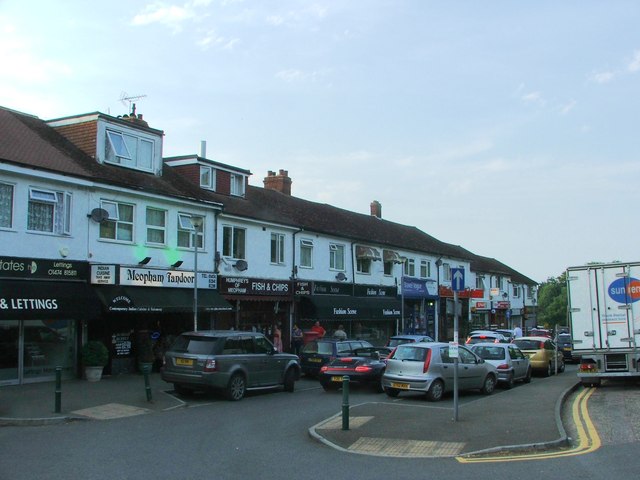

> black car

[
  {"left": 556, "top": 333, "right": 578, "bottom": 363},
  {"left": 318, "top": 346, "right": 392, "bottom": 392},
  {"left": 300, "top": 338, "right": 373, "bottom": 376}
]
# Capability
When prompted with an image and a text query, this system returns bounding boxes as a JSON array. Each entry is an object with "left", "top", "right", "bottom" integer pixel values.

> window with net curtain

[
  {"left": 27, "top": 188, "right": 71, "bottom": 235},
  {"left": 0, "top": 183, "right": 14, "bottom": 228},
  {"left": 146, "top": 207, "right": 166, "bottom": 245}
]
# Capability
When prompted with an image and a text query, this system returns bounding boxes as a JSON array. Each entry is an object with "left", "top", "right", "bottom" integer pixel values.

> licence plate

[
  {"left": 391, "top": 382, "right": 409, "bottom": 389},
  {"left": 309, "top": 358, "right": 322, "bottom": 363},
  {"left": 176, "top": 358, "right": 194, "bottom": 366},
  {"left": 563, "top": 347, "right": 571, "bottom": 351},
  {"left": 331, "top": 376, "right": 345, "bottom": 382}
]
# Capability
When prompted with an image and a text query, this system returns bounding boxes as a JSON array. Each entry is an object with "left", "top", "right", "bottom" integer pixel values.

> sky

[{"left": 1, "top": 1, "right": 639, "bottom": 283}]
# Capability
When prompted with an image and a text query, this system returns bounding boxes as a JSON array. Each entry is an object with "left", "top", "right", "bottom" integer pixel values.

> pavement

[{"left": 1, "top": 369, "right": 581, "bottom": 459}]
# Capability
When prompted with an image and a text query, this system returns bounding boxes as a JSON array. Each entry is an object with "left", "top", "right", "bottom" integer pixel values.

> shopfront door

[{"left": 0, "top": 320, "right": 19, "bottom": 385}]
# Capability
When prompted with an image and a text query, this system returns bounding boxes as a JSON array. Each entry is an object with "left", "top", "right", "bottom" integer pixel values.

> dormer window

[
  {"left": 230, "top": 174, "right": 245, "bottom": 197},
  {"left": 200, "top": 165, "right": 216, "bottom": 190},
  {"left": 104, "top": 128, "right": 155, "bottom": 172}
]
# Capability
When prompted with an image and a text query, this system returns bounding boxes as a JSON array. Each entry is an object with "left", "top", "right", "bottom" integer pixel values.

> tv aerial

[{"left": 119, "top": 92, "right": 147, "bottom": 115}]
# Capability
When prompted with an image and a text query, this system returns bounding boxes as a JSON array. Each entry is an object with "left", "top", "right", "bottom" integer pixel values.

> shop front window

[{"left": 22, "top": 320, "right": 76, "bottom": 381}]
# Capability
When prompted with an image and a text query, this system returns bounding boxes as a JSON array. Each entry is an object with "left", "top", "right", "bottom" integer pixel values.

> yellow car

[{"left": 512, "top": 336, "right": 565, "bottom": 377}]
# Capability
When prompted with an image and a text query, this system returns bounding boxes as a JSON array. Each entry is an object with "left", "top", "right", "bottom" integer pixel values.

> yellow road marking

[{"left": 456, "top": 387, "right": 601, "bottom": 463}]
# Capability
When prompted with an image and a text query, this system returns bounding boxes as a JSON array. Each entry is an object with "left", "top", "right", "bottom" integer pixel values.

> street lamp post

[
  {"left": 191, "top": 216, "right": 204, "bottom": 332},
  {"left": 435, "top": 258, "right": 442, "bottom": 341}
]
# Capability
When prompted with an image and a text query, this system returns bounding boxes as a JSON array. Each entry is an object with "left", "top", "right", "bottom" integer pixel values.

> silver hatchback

[
  {"left": 382, "top": 342, "right": 498, "bottom": 401},
  {"left": 161, "top": 330, "right": 301, "bottom": 401},
  {"left": 470, "top": 342, "right": 532, "bottom": 388}
]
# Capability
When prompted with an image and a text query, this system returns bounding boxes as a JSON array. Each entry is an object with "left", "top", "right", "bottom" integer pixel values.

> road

[{"left": 0, "top": 371, "right": 639, "bottom": 480}]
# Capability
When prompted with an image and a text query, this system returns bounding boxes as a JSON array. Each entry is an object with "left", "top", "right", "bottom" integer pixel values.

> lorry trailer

[{"left": 567, "top": 262, "right": 640, "bottom": 387}]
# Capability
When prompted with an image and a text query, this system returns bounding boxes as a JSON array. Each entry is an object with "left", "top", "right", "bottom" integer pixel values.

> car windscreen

[
  {"left": 387, "top": 338, "right": 413, "bottom": 348},
  {"left": 170, "top": 335, "right": 219, "bottom": 355},
  {"left": 392, "top": 346, "right": 428, "bottom": 361},
  {"left": 472, "top": 346, "right": 506, "bottom": 360},
  {"left": 513, "top": 339, "right": 543, "bottom": 350},
  {"left": 302, "top": 341, "right": 334, "bottom": 355}
]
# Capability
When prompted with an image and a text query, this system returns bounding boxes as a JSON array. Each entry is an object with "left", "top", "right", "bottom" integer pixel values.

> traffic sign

[{"left": 451, "top": 268, "right": 465, "bottom": 292}]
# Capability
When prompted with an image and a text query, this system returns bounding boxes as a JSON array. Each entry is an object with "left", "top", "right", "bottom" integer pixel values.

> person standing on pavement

[
  {"left": 273, "top": 322, "right": 283, "bottom": 352},
  {"left": 311, "top": 320, "right": 326, "bottom": 338},
  {"left": 513, "top": 325, "right": 523, "bottom": 338},
  {"left": 292, "top": 324, "right": 304, "bottom": 355},
  {"left": 333, "top": 324, "right": 347, "bottom": 340}
]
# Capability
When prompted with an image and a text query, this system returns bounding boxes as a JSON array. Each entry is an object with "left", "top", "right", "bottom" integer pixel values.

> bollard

[
  {"left": 342, "top": 375, "right": 350, "bottom": 431},
  {"left": 143, "top": 365, "right": 153, "bottom": 402},
  {"left": 54, "top": 366, "right": 62, "bottom": 413}
]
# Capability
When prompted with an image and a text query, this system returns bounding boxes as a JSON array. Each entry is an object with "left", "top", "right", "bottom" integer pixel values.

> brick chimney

[
  {"left": 263, "top": 169, "right": 292, "bottom": 195},
  {"left": 370, "top": 200, "right": 382, "bottom": 219}
]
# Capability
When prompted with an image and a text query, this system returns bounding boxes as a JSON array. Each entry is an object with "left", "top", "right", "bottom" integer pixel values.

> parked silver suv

[{"left": 161, "top": 330, "right": 301, "bottom": 401}]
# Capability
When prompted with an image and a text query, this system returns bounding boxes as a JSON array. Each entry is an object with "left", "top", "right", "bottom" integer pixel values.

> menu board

[{"left": 111, "top": 332, "right": 133, "bottom": 357}]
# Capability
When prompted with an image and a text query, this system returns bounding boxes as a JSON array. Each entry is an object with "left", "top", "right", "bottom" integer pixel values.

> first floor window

[
  {"left": 420, "top": 260, "right": 430, "bottom": 278},
  {"left": 100, "top": 201, "right": 134, "bottom": 241},
  {"left": 146, "top": 208, "right": 166, "bottom": 245},
  {"left": 271, "top": 233, "right": 285, "bottom": 264},
  {"left": 177, "top": 213, "right": 204, "bottom": 249},
  {"left": 476, "top": 276, "right": 485, "bottom": 289},
  {"left": 223, "top": 225, "right": 246, "bottom": 259},
  {"left": 443, "top": 263, "right": 451, "bottom": 282},
  {"left": 27, "top": 188, "right": 71, "bottom": 235},
  {"left": 384, "top": 261, "right": 393, "bottom": 275},
  {"left": 300, "top": 239, "right": 313, "bottom": 268},
  {"left": 404, "top": 258, "right": 415, "bottom": 277},
  {"left": 0, "top": 183, "right": 14, "bottom": 228},
  {"left": 356, "top": 258, "right": 372, "bottom": 274},
  {"left": 230, "top": 174, "right": 245, "bottom": 196},
  {"left": 329, "top": 243, "right": 345, "bottom": 271}
]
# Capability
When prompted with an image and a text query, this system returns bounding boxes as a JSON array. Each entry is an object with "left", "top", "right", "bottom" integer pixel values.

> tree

[{"left": 536, "top": 272, "right": 568, "bottom": 329}]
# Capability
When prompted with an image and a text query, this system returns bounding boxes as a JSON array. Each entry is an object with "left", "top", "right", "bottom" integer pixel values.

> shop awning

[
  {"left": 383, "top": 249, "right": 404, "bottom": 264},
  {"left": 355, "top": 245, "right": 382, "bottom": 261},
  {"left": 94, "top": 286, "right": 234, "bottom": 313},
  {"left": 0, "top": 280, "right": 101, "bottom": 321},
  {"left": 299, "top": 295, "right": 401, "bottom": 320}
]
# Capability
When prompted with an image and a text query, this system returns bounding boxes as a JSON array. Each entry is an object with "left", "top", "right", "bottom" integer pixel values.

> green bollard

[
  {"left": 143, "top": 365, "right": 152, "bottom": 402},
  {"left": 342, "top": 375, "right": 350, "bottom": 431},
  {"left": 54, "top": 366, "right": 62, "bottom": 413}
]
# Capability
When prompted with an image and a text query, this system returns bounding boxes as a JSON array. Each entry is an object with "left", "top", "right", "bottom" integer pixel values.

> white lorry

[{"left": 567, "top": 262, "right": 640, "bottom": 387}]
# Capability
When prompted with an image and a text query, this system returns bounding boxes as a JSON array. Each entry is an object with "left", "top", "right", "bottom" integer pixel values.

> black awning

[
  {"left": 0, "top": 280, "right": 101, "bottom": 321},
  {"left": 299, "top": 295, "right": 401, "bottom": 320},
  {"left": 94, "top": 286, "right": 234, "bottom": 313}
]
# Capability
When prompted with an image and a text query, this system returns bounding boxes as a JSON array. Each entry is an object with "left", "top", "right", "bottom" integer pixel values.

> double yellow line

[{"left": 457, "top": 387, "right": 601, "bottom": 463}]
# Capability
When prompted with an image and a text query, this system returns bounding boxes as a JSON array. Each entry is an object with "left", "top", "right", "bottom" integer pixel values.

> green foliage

[
  {"left": 536, "top": 272, "right": 568, "bottom": 329},
  {"left": 82, "top": 341, "right": 109, "bottom": 367}
]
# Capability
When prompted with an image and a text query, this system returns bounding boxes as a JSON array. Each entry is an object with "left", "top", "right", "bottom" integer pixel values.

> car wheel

[
  {"left": 283, "top": 368, "right": 296, "bottom": 393},
  {"left": 173, "top": 384, "right": 192, "bottom": 396},
  {"left": 481, "top": 374, "right": 496, "bottom": 395},
  {"left": 426, "top": 379, "right": 444, "bottom": 402},
  {"left": 503, "top": 372, "right": 515, "bottom": 389},
  {"left": 384, "top": 387, "right": 400, "bottom": 397},
  {"left": 523, "top": 367, "right": 532, "bottom": 383},
  {"left": 558, "top": 359, "right": 565, "bottom": 373},
  {"left": 544, "top": 362, "right": 553, "bottom": 377},
  {"left": 374, "top": 373, "right": 385, "bottom": 393},
  {"left": 225, "top": 373, "right": 246, "bottom": 401}
]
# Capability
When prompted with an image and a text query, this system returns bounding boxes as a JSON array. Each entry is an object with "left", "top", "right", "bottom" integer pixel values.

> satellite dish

[
  {"left": 89, "top": 208, "right": 110, "bottom": 223},
  {"left": 234, "top": 260, "right": 248, "bottom": 271}
]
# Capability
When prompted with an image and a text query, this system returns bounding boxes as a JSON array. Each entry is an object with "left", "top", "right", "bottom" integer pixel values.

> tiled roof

[{"left": 0, "top": 106, "right": 535, "bottom": 284}]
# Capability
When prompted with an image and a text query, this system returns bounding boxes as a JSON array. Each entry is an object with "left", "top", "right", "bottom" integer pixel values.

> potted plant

[{"left": 82, "top": 340, "right": 109, "bottom": 382}]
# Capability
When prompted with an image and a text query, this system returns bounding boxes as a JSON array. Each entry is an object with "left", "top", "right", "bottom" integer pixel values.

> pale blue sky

[{"left": 2, "top": 1, "right": 639, "bottom": 282}]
